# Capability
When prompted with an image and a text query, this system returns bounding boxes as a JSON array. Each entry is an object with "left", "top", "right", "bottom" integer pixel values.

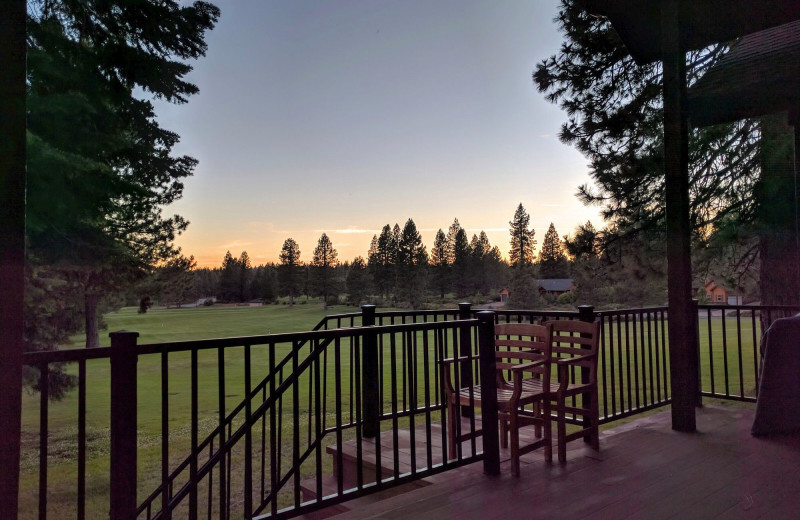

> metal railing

[{"left": 21, "top": 302, "right": 798, "bottom": 519}]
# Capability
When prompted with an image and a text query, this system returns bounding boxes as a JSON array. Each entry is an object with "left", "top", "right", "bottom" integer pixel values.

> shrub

[{"left": 557, "top": 291, "right": 577, "bottom": 305}]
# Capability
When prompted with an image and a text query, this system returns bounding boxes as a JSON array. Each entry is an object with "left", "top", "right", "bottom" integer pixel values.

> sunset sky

[{"left": 155, "top": 0, "right": 602, "bottom": 267}]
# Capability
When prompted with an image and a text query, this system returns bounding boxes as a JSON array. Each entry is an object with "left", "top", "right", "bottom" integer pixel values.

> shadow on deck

[{"left": 308, "top": 404, "right": 800, "bottom": 519}]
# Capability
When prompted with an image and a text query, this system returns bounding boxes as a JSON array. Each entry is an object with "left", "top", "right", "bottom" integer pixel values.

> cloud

[
  {"left": 220, "top": 240, "right": 254, "bottom": 249},
  {"left": 328, "top": 227, "right": 376, "bottom": 234}
]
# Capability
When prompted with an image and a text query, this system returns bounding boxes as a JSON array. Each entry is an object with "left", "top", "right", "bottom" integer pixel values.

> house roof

[
  {"left": 536, "top": 279, "right": 574, "bottom": 292},
  {"left": 579, "top": 0, "right": 800, "bottom": 64},
  {"left": 688, "top": 20, "right": 800, "bottom": 127}
]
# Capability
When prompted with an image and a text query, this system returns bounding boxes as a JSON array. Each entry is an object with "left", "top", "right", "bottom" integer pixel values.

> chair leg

[
  {"left": 510, "top": 410, "right": 520, "bottom": 476},
  {"left": 500, "top": 416, "right": 508, "bottom": 449},
  {"left": 557, "top": 397, "right": 567, "bottom": 464},
  {"left": 533, "top": 402, "right": 542, "bottom": 438},
  {"left": 589, "top": 391, "right": 600, "bottom": 451},
  {"left": 447, "top": 399, "right": 457, "bottom": 460},
  {"left": 543, "top": 400, "right": 552, "bottom": 463}
]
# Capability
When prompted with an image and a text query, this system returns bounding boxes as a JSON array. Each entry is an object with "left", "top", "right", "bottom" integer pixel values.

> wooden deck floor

[{"left": 326, "top": 404, "right": 800, "bottom": 519}]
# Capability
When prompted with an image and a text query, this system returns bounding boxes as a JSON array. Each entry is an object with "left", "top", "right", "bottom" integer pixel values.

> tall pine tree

[
  {"left": 538, "top": 223, "right": 569, "bottom": 278},
  {"left": 508, "top": 203, "right": 536, "bottom": 268},
  {"left": 311, "top": 233, "right": 338, "bottom": 309},
  {"left": 26, "top": 0, "right": 219, "bottom": 348},
  {"left": 279, "top": 238, "right": 301, "bottom": 305}
]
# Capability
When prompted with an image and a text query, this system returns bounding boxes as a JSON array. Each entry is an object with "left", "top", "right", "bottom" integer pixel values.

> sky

[{"left": 155, "top": 0, "right": 602, "bottom": 267}]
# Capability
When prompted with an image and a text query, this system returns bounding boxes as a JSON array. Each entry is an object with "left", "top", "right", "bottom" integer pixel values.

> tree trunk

[
  {"left": 757, "top": 114, "right": 800, "bottom": 330},
  {"left": 85, "top": 292, "right": 100, "bottom": 348}
]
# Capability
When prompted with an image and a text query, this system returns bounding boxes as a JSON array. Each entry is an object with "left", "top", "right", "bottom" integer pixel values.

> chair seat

[{"left": 456, "top": 384, "right": 546, "bottom": 412}]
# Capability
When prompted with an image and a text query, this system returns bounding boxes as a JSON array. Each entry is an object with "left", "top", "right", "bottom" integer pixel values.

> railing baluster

[
  {"left": 77, "top": 359, "right": 86, "bottom": 520},
  {"left": 292, "top": 340, "right": 301, "bottom": 508},
  {"left": 244, "top": 344, "right": 252, "bottom": 519},
  {"left": 216, "top": 347, "right": 225, "bottom": 520},
  {"left": 721, "top": 310, "right": 730, "bottom": 396},
  {"left": 39, "top": 362, "right": 49, "bottom": 520},
  {"left": 736, "top": 309, "right": 745, "bottom": 398},
  {"left": 269, "top": 342, "right": 277, "bottom": 518},
  {"left": 190, "top": 348, "right": 198, "bottom": 520},
  {"left": 162, "top": 350, "right": 172, "bottom": 520}
]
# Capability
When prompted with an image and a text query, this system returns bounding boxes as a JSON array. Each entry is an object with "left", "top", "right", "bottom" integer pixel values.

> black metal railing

[{"left": 21, "top": 302, "right": 798, "bottom": 520}]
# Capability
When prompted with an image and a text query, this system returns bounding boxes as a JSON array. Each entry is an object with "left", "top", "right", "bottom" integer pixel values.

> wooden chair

[
  {"left": 541, "top": 319, "right": 600, "bottom": 464},
  {"left": 442, "top": 322, "right": 552, "bottom": 475}
]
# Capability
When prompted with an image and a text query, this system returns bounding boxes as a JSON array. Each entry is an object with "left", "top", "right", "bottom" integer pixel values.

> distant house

[
  {"left": 703, "top": 280, "right": 741, "bottom": 305},
  {"left": 536, "top": 279, "right": 575, "bottom": 297},
  {"left": 499, "top": 288, "right": 510, "bottom": 303}
]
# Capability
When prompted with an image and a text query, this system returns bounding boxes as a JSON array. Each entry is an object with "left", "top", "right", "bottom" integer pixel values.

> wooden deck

[{"left": 324, "top": 404, "right": 800, "bottom": 519}]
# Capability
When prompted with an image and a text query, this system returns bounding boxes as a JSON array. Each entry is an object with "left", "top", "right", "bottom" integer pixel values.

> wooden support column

[
  {"left": 476, "top": 311, "right": 500, "bottom": 476},
  {"left": 661, "top": 0, "right": 697, "bottom": 432},
  {"left": 0, "top": 1, "right": 27, "bottom": 517},
  {"left": 361, "top": 304, "right": 380, "bottom": 438}
]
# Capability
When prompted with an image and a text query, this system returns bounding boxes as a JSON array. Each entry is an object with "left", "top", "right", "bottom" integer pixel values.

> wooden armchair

[
  {"left": 542, "top": 319, "right": 600, "bottom": 464},
  {"left": 442, "top": 322, "right": 552, "bottom": 475}
]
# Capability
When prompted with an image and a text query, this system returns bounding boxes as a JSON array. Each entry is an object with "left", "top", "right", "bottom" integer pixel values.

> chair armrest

[
  {"left": 509, "top": 359, "right": 547, "bottom": 372},
  {"left": 555, "top": 352, "right": 597, "bottom": 366},
  {"left": 556, "top": 353, "right": 597, "bottom": 389}
]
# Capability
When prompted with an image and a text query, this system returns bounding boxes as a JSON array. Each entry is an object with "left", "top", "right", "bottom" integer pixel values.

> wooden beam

[
  {"left": 0, "top": 0, "right": 27, "bottom": 517},
  {"left": 661, "top": 0, "right": 697, "bottom": 432}
]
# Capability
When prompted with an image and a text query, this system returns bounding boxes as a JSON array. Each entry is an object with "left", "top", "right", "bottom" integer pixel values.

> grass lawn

[{"left": 20, "top": 301, "right": 365, "bottom": 519}]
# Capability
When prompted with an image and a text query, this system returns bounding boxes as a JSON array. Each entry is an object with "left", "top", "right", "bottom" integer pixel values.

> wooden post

[
  {"left": 0, "top": 2, "right": 27, "bottom": 517},
  {"left": 662, "top": 0, "right": 697, "bottom": 432},
  {"left": 110, "top": 331, "right": 139, "bottom": 520},
  {"left": 577, "top": 305, "right": 595, "bottom": 438},
  {"left": 361, "top": 305, "right": 379, "bottom": 438},
  {"left": 692, "top": 299, "right": 703, "bottom": 407},
  {"left": 477, "top": 311, "right": 500, "bottom": 476},
  {"left": 458, "top": 302, "right": 474, "bottom": 417}
]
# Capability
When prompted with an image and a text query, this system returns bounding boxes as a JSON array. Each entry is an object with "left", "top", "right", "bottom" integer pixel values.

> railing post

[
  {"left": 477, "top": 311, "right": 500, "bottom": 476},
  {"left": 361, "top": 305, "right": 379, "bottom": 438},
  {"left": 458, "top": 302, "right": 474, "bottom": 417},
  {"left": 110, "top": 331, "right": 139, "bottom": 520},
  {"left": 692, "top": 299, "right": 703, "bottom": 407},
  {"left": 577, "top": 305, "right": 595, "bottom": 440},
  {"left": 577, "top": 305, "right": 595, "bottom": 324}
]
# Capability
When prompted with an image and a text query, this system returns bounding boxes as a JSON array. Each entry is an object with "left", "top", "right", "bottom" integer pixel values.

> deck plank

[{"left": 325, "top": 405, "right": 800, "bottom": 519}]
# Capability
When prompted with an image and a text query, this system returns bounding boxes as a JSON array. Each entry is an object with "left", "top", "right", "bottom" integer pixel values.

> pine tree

[
  {"left": 370, "top": 225, "right": 397, "bottom": 299},
  {"left": 534, "top": 1, "right": 798, "bottom": 309},
  {"left": 452, "top": 228, "right": 472, "bottom": 297},
  {"left": 346, "top": 256, "right": 371, "bottom": 305},
  {"left": 430, "top": 229, "right": 450, "bottom": 299},
  {"left": 508, "top": 203, "right": 536, "bottom": 268},
  {"left": 471, "top": 231, "right": 493, "bottom": 295},
  {"left": 445, "top": 218, "right": 462, "bottom": 265},
  {"left": 157, "top": 254, "right": 197, "bottom": 308},
  {"left": 312, "top": 233, "right": 338, "bottom": 309},
  {"left": 218, "top": 251, "right": 239, "bottom": 302},
  {"left": 539, "top": 223, "right": 569, "bottom": 278},
  {"left": 26, "top": 0, "right": 220, "bottom": 348},
  {"left": 237, "top": 251, "right": 252, "bottom": 302},
  {"left": 279, "top": 238, "right": 301, "bottom": 305},
  {"left": 396, "top": 219, "right": 429, "bottom": 308}
]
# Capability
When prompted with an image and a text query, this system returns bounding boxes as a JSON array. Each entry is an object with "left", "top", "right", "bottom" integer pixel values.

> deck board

[{"left": 325, "top": 405, "right": 800, "bottom": 519}]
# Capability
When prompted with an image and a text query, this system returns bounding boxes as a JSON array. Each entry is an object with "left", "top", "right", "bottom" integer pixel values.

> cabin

[{"left": 536, "top": 278, "right": 575, "bottom": 297}]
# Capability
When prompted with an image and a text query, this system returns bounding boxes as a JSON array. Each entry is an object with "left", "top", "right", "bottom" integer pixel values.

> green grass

[{"left": 20, "top": 301, "right": 363, "bottom": 519}]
